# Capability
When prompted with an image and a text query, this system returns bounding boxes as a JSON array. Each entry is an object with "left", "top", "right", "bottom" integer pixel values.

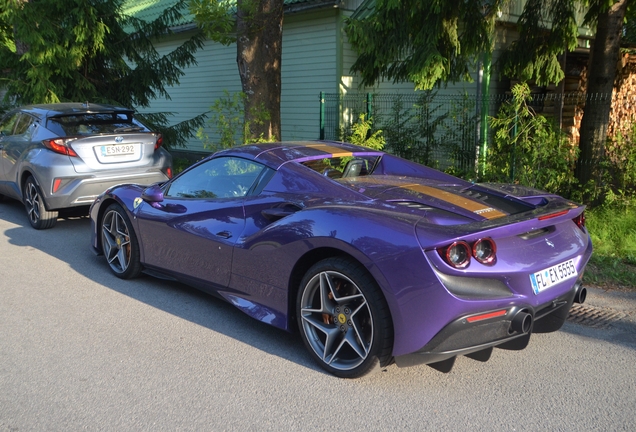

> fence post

[
  {"left": 366, "top": 93, "right": 373, "bottom": 120},
  {"left": 511, "top": 106, "right": 518, "bottom": 182},
  {"left": 319, "top": 91, "right": 325, "bottom": 140}
]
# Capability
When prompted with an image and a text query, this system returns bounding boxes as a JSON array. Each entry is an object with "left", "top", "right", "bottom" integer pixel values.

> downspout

[
  {"left": 479, "top": 50, "right": 492, "bottom": 177},
  {"left": 320, "top": 91, "right": 325, "bottom": 140},
  {"left": 475, "top": 59, "right": 482, "bottom": 174}
]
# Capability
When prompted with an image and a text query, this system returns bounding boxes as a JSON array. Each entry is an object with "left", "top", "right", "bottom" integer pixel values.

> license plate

[
  {"left": 101, "top": 144, "right": 136, "bottom": 156},
  {"left": 530, "top": 258, "right": 578, "bottom": 295}
]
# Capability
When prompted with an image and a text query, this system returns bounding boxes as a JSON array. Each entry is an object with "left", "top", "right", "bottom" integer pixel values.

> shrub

[{"left": 485, "top": 83, "right": 578, "bottom": 196}]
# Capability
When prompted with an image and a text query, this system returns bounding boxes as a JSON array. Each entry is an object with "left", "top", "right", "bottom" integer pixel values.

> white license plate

[
  {"left": 530, "top": 258, "right": 578, "bottom": 294},
  {"left": 101, "top": 144, "right": 136, "bottom": 156}
]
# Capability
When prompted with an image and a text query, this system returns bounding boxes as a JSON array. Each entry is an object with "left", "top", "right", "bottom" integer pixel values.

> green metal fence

[
  {"left": 320, "top": 91, "right": 499, "bottom": 175},
  {"left": 318, "top": 91, "right": 624, "bottom": 177}
]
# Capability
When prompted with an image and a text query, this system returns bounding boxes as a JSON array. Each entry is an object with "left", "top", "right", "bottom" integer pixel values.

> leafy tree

[
  {"left": 197, "top": 90, "right": 276, "bottom": 150},
  {"left": 191, "top": 0, "right": 283, "bottom": 142},
  {"left": 340, "top": 113, "right": 385, "bottom": 150},
  {"left": 0, "top": 0, "right": 207, "bottom": 148},
  {"left": 487, "top": 83, "right": 578, "bottom": 194}
]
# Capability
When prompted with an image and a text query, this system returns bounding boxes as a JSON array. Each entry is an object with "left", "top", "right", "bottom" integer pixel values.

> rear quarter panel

[{"left": 231, "top": 198, "right": 448, "bottom": 353}]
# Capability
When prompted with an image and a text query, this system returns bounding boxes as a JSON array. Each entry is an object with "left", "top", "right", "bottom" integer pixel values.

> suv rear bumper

[{"left": 45, "top": 170, "right": 168, "bottom": 210}]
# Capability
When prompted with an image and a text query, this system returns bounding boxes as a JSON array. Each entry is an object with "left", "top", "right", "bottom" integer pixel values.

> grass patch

[{"left": 584, "top": 202, "right": 636, "bottom": 290}]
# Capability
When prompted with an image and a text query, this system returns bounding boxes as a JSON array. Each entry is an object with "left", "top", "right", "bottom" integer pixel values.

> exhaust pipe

[
  {"left": 574, "top": 282, "right": 587, "bottom": 304},
  {"left": 510, "top": 311, "right": 532, "bottom": 334}
]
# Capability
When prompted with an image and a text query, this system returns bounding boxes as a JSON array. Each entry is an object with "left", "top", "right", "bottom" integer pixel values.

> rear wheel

[
  {"left": 23, "top": 176, "right": 58, "bottom": 229},
  {"left": 297, "top": 258, "right": 393, "bottom": 378},
  {"left": 101, "top": 203, "right": 142, "bottom": 279}
]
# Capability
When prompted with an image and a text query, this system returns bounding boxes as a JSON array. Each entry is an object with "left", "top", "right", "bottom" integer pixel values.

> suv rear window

[{"left": 46, "top": 112, "right": 150, "bottom": 136}]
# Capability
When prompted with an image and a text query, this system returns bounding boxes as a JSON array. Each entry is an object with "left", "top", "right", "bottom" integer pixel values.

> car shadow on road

[{"left": 0, "top": 198, "right": 323, "bottom": 375}]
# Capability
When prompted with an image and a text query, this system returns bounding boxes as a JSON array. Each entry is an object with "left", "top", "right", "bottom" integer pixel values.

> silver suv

[{"left": 0, "top": 103, "right": 172, "bottom": 229}]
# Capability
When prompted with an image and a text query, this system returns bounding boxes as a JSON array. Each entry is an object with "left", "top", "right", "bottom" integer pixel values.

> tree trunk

[
  {"left": 576, "top": 0, "right": 629, "bottom": 185},
  {"left": 236, "top": 0, "right": 283, "bottom": 142}
]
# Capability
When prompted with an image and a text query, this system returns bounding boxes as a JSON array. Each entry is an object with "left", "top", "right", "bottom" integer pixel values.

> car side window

[
  {"left": 13, "top": 114, "right": 35, "bottom": 138},
  {"left": 165, "top": 157, "right": 264, "bottom": 199},
  {"left": 0, "top": 113, "right": 21, "bottom": 136}
]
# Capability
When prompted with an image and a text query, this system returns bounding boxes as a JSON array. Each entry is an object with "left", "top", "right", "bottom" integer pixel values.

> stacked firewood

[
  {"left": 608, "top": 53, "right": 636, "bottom": 141},
  {"left": 510, "top": 53, "right": 636, "bottom": 145}
]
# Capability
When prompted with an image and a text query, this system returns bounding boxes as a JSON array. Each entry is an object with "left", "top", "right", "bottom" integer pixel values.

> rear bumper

[
  {"left": 45, "top": 170, "right": 168, "bottom": 209},
  {"left": 394, "top": 280, "right": 584, "bottom": 369}
]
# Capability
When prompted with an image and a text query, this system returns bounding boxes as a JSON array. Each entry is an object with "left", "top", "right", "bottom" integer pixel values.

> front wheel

[
  {"left": 297, "top": 258, "right": 393, "bottom": 378},
  {"left": 101, "top": 203, "right": 142, "bottom": 279},
  {"left": 23, "top": 176, "right": 58, "bottom": 229}
]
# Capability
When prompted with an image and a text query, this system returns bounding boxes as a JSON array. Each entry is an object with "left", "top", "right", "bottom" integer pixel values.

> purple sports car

[{"left": 90, "top": 141, "right": 592, "bottom": 378}]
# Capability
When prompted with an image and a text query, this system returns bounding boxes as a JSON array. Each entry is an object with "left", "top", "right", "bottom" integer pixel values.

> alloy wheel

[
  {"left": 24, "top": 181, "right": 42, "bottom": 225},
  {"left": 102, "top": 209, "right": 133, "bottom": 274},
  {"left": 299, "top": 270, "right": 374, "bottom": 371}
]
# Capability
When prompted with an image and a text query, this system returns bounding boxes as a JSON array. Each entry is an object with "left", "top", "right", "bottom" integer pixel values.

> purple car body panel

[{"left": 90, "top": 141, "right": 592, "bottom": 368}]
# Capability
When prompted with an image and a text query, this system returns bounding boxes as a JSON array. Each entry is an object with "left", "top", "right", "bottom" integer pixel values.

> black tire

[
  {"left": 297, "top": 257, "right": 394, "bottom": 378},
  {"left": 100, "top": 203, "right": 142, "bottom": 279},
  {"left": 23, "top": 176, "right": 58, "bottom": 229}
]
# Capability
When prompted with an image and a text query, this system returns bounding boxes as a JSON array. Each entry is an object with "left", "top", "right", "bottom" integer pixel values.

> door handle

[
  {"left": 261, "top": 203, "right": 303, "bottom": 221},
  {"left": 215, "top": 230, "right": 232, "bottom": 239}
]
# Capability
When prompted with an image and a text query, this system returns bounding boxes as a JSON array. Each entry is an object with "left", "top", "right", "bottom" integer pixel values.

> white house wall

[
  {"left": 137, "top": 9, "right": 341, "bottom": 152},
  {"left": 136, "top": 33, "right": 241, "bottom": 153},
  {"left": 282, "top": 10, "right": 340, "bottom": 141}
]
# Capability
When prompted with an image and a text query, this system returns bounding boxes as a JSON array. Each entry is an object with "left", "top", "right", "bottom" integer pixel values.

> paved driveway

[{"left": 1, "top": 198, "right": 635, "bottom": 431}]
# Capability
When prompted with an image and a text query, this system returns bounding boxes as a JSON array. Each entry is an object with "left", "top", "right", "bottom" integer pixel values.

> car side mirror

[
  {"left": 141, "top": 184, "right": 164, "bottom": 203},
  {"left": 141, "top": 184, "right": 186, "bottom": 214}
]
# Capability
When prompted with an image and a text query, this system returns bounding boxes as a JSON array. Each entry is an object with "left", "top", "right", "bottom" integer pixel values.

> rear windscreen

[
  {"left": 300, "top": 155, "right": 381, "bottom": 179},
  {"left": 46, "top": 112, "right": 150, "bottom": 136}
]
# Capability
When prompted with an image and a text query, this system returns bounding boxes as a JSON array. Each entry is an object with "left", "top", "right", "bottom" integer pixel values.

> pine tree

[
  {"left": 345, "top": 0, "right": 635, "bottom": 189},
  {"left": 344, "top": 0, "right": 507, "bottom": 90},
  {"left": 0, "top": 0, "right": 207, "bottom": 148}
]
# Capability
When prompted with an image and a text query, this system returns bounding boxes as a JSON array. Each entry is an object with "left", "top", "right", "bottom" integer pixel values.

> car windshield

[
  {"left": 300, "top": 155, "right": 380, "bottom": 179},
  {"left": 46, "top": 112, "right": 150, "bottom": 136}
]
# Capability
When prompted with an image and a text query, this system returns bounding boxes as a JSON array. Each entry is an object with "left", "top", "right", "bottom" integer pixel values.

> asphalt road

[{"left": 1, "top": 198, "right": 635, "bottom": 431}]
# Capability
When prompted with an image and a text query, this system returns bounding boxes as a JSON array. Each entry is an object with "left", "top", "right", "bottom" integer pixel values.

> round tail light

[
  {"left": 445, "top": 241, "right": 471, "bottom": 268},
  {"left": 473, "top": 238, "right": 497, "bottom": 265}
]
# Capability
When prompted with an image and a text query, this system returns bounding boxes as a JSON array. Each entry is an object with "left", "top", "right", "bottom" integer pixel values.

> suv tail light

[
  {"left": 43, "top": 138, "right": 78, "bottom": 157},
  {"left": 155, "top": 134, "right": 163, "bottom": 150}
]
